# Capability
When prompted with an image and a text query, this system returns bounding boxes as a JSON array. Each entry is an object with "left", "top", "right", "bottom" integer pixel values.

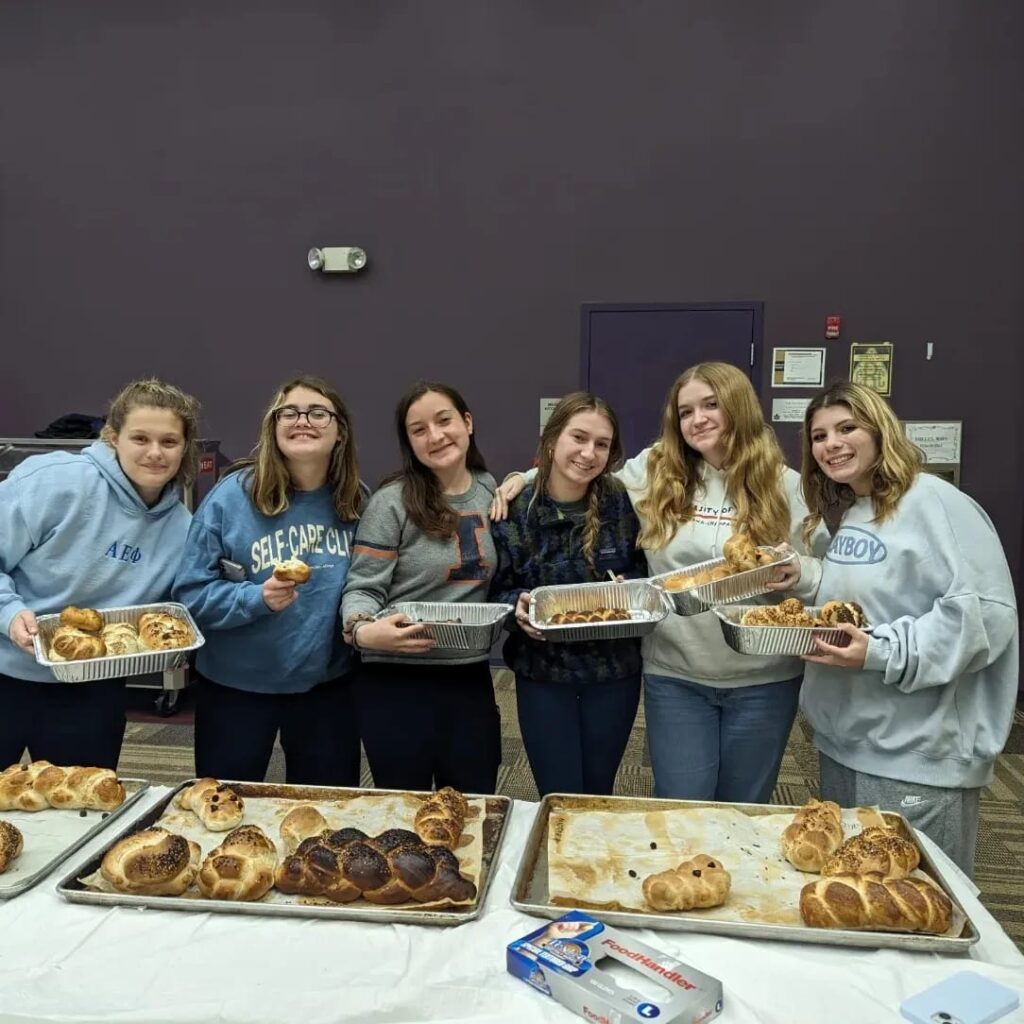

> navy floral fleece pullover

[{"left": 489, "top": 479, "right": 648, "bottom": 683}]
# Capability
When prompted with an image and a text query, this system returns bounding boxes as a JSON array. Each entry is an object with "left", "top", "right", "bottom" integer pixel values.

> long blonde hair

[
  {"left": 101, "top": 378, "right": 202, "bottom": 488},
  {"left": 532, "top": 392, "right": 624, "bottom": 573},
  {"left": 800, "top": 381, "right": 922, "bottom": 547},
  {"left": 229, "top": 375, "right": 363, "bottom": 521},
  {"left": 636, "top": 362, "right": 790, "bottom": 550}
]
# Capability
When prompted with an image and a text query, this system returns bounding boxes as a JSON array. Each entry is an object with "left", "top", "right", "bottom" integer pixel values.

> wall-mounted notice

[
  {"left": 849, "top": 342, "right": 893, "bottom": 396},
  {"left": 771, "top": 398, "right": 813, "bottom": 423},
  {"left": 540, "top": 397, "right": 562, "bottom": 434},
  {"left": 772, "top": 348, "right": 826, "bottom": 388},
  {"left": 903, "top": 421, "right": 962, "bottom": 465}
]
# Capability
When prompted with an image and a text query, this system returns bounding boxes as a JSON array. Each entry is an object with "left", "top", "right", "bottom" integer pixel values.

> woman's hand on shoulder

[
  {"left": 262, "top": 576, "right": 298, "bottom": 612},
  {"left": 489, "top": 474, "right": 526, "bottom": 521},
  {"left": 802, "top": 623, "right": 868, "bottom": 669},
  {"left": 8, "top": 610, "right": 38, "bottom": 654},
  {"left": 514, "top": 591, "right": 545, "bottom": 641},
  {"left": 353, "top": 613, "right": 436, "bottom": 653}
]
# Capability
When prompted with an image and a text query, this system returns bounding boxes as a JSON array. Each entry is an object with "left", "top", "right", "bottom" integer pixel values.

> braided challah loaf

[
  {"left": 0, "top": 762, "right": 53, "bottom": 811},
  {"left": 50, "top": 625, "right": 106, "bottom": 661},
  {"left": 822, "top": 827, "right": 920, "bottom": 879},
  {"left": 0, "top": 821, "right": 24, "bottom": 873},
  {"left": 101, "top": 827, "right": 202, "bottom": 896},
  {"left": 275, "top": 827, "right": 477, "bottom": 905},
  {"left": 642, "top": 854, "right": 731, "bottom": 911},
  {"left": 781, "top": 799, "right": 844, "bottom": 873},
  {"left": 800, "top": 873, "right": 952, "bottom": 933},
  {"left": 413, "top": 786, "right": 468, "bottom": 847},
  {"left": 176, "top": 778, "right": 244, "bottom": 831},
  {"left": 0, "top": 761, "right": 125, "bottom": 812},
  {"left": 197, "top": 825, "right": 277, "bottom": 901}
]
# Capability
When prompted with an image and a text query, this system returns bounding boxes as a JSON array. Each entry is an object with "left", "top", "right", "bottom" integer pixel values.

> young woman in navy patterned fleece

[{"left": 490, "top": 393, "right": 648, "bottom": 796}]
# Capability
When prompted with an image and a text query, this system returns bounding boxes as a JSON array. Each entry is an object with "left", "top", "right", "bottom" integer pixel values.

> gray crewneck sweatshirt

[{"left": 341, "top": 473, "right": 497, "bottom": 665}]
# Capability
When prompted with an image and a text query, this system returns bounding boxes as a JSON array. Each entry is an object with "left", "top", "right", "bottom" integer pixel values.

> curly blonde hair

[
  {"left": 101, "top": 378, "right": 202, "bottom": 488},
  {"left": 531, "top": 392, "right": 624, "bottom": 573},
  {"left": 800, "top": 381, "right": 922, "bottom": 548},
  {"left": 636, "top": 362, "right": 790, "bottom": 550},
  {"left": 229, "top": 375, "right": 363, "bottom": 521}
]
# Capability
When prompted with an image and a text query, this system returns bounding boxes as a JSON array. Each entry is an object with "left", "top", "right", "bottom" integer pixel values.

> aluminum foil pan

[
  {"left": 650, "top": 547, "right": 795, "bottom": 616},
  {"left": 715, "top": 604, "right": 867, "bottom": 656},
  {"left": 528, "top": 580, "right": 670, "bottom": 642},
  {"left": 32, "top": 603, "right": 205, "bottom": 683},
  {"left": 376, "top": 602, "right": 513, "bottom": 653}
]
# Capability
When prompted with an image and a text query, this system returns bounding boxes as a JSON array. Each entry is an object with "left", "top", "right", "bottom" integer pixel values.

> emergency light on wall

[{"left": 307, "top": 247, "right": 368, "bottom": 272}]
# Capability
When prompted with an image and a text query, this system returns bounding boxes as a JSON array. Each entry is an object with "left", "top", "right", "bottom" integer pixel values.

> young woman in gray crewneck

[{"left": 341, "top": 381, "right": 501, "bottom": 794}]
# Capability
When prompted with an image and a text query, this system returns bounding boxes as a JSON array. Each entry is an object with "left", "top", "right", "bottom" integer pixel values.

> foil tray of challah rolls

[
  {"left": 714, "top": 599, "right": 871, "bottom": 657},
  {"left": 528, "top": 580, "right": 670, "bottom": 642},
  {"left": 32, "top": 603, "right": 205, "bottom": 683},
  {"left": 374, "top": 601, "right": 514, "bottom": 653}
]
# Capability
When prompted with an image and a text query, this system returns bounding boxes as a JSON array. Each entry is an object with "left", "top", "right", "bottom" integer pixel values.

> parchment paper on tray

[
  {"left": 81, "top": 791, "right": 485, "bottom": 909},
  {"left": 546, "top": 804, "right": 965, "bottom": 936}
]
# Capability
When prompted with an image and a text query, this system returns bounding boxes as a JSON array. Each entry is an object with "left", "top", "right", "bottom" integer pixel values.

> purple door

[{"left": 581, "top": 302, "right": 764, "bottom": 457}]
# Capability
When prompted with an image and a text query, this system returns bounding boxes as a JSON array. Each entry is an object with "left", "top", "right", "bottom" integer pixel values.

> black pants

[
  {"left": 354, "top": 660, "right": 501, "bottom": 794},
  {"left": 193, "top": 671, "right": 361, "bottom": 786},
  {"left": 0, "top": 673, "right": 128, "bottom": 769},
  {"left": 515, "top": 673, "right": 641, "bottom": 797}
]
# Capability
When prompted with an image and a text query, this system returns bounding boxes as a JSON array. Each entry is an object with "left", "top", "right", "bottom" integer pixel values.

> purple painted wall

[{"left": 1, "top": 2, "right": 1021, "bottom": 591}]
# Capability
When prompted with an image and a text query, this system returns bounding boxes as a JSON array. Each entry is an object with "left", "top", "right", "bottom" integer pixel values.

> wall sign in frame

[
  {"left": 772, "top": 347, "right": 826, "bottom": 388},
  {"left": 849, "top": 342, "right": 893, "bottom": 396},
  {"left": 902, "top": 419, "right": 962, "bottom": 488},
  {"left": 771, "top": 397, "right": 813, "bottom": 422}
]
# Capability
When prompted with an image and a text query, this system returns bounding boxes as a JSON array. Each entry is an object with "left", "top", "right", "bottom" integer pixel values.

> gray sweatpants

[{"left": 818, "top": 753, "right": 981, "bottom": 879}]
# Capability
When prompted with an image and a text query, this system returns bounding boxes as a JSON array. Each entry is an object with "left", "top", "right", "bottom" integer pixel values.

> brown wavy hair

[
  {"left": 101, "top": 378, "right": 202, "bottom": 488},
  {"left": 800, "top": 381, "right": 923, "bottom": 547},
  {"left": 636, "top": 362, "right": 790, "bottom": 550},
  {"left": 389, "top": 381, "right": 489, "bottom": 539},
  {"left": 228, "top": 375, "right": 363, "bottom": 520},
  {"left": 531, "top": 392, "right": 624, "bottom": 573}
]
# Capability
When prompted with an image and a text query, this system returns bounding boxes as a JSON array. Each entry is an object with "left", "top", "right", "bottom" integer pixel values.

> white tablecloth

[{"left": 0, "top": 789, "right": 1021, "bottom": 1024}]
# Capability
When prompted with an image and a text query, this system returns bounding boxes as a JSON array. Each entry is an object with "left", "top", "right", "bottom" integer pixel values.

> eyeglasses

[{"left": 274, "top": 405, "right": 338, "bottom": 426}]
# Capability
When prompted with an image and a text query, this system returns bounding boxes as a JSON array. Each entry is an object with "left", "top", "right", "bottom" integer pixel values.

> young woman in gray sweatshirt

[
  {"left": 800, "top": 381, "right": 1018, "bottom": 876},
  {"left": 341, "top": 381, "right": 501, "bottom": 794}
]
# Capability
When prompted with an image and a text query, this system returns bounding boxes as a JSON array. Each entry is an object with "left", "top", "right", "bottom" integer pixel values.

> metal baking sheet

[
  {"left": 376, "top": 601, "right": 513, "bottom": 653},
  {"left": 0, "top": 779, "right": 150, "bottom": 899},
  {"left": 57, "top": 781, "right": 512, "bottom": 926},
  {"left": 509, "top": 793, "right": 979, "bottom": 953},
  {"left": 650, "top": 548, "right": 794, "bottom": 615},
  {"left": 715, "top": 604, "right": 867, "bottom": 656},
  {"left": 528, "top": 580, "right": 670, "bottom": 642},
  {"left": 33, "top": 603, "right": 205, "bottom": 683}
]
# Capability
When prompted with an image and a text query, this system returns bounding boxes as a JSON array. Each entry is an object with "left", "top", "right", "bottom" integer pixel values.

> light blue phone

[{"left": 900, "top": 971, "right": 1019, "bottom": 1024}]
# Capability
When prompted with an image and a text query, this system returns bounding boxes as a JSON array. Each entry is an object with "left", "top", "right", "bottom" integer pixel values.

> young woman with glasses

[
  {"left": 341, "top": 380, "right": 502, "bottom": 794},
  {"left": 173, "top": 375, "right": 364, "bottom": 785}
]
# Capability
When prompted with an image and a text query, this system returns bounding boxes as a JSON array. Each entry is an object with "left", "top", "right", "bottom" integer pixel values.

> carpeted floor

[{"left": 118, "top": 671, "right": 1024, "bottom": 952}]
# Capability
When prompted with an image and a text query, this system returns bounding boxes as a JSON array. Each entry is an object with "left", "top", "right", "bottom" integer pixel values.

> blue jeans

[
  {"left": 644, "top": 674, "right": 802, "bottom": 803},
  {"left": 516, "top": 674, "right": 641, "bottom": 797}
]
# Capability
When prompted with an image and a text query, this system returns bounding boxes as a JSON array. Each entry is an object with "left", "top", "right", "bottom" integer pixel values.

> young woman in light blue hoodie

[
  {"left": 0, "top": 379, "right": 201, "bottom": 769},
  {"left": 800, "top": 381, "right": 1018, "bottom": 876},
  {"left": 173, "top": 376, "right": 363, "bottom": 786}
]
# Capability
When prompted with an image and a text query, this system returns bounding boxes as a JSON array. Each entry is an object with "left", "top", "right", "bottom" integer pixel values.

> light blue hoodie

[
  {"left": 172, "top": 470, "right": 357, "bottom": 693},
  {"left": 0, "top": 442, "right": 191, "bottom": 682},
  {"left": 800, "top": 473, "right": 1019, "bottom": 789}
]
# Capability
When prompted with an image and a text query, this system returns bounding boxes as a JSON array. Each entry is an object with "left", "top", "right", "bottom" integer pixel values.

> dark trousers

[
  {"left": 354, "top": 659, "right": 501, "bottom": 794},
  {"left": 0, "top": 672, "right": 127, "bottom": 769},
  {"left": 515, "top": 673, "right": 641, "bottom": 797},
  {"left": 193, "top": 671, "right": 361, "bottom": 786}
]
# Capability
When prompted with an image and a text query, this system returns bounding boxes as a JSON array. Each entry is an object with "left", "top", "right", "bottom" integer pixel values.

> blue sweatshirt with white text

[
  {"left": 172, "top": 470, "right": 357, "bottom": 693},
  {"left": 0, "top": 442, "right": 190, "bottom": 682}
]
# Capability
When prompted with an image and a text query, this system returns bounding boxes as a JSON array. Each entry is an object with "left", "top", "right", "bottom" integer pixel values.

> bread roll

[
  {"left": 642, "top": 854, "right": 731, "bottom": 911},
  {"left": 280, "top": 805, "right": 329, "bottom": 855},
  {"left": 176, "top": 778, "right": 244, "bottom": 831},
  {"left": 197, "top": 825, "right": 277, "bottom": 901},
  {"left": 59, "top": 606, "right": 103, "bottom": 633},
  {"left": 722, "top": 533, "right": 759, "bottom": 572},
  {"left": 0, "top": 821, "right": 24, "bottom": 872},
  {"left": 799, "top": 873, "right": 952, "bottom": 933},
  {"left": 272, "top": 558, "right": 311, "bottom": 584},
  {"left": 50, "top": 626, "right": 106, "bottom": 661},
  {"left": 0, "top": 761, "right": 56, "bottom": 812},
  {"left": 101, "top": 827, "right": 201, "bottom": 896},
  {"left": 138, "top": 613, "right": 193, "bottom": 651},
  {"left": 822, "top": 827, "right": 920, "bottom": 879},
  {"left": 781, "top": 799, "right": 844, "bottom": 873},
  {"left": 34, "top": 765, "right": 126, "bottom": 811},
  {"left": 101, "top": 622, "right": 142, "bottom": 656},
  {"left": 414, "top": 787, "right": 468, "bottom": 847}
]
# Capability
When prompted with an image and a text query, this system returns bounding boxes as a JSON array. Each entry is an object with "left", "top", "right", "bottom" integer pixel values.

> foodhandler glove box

[{"left": 507, "top": 911, "right": 723, "bottom": 1024}]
